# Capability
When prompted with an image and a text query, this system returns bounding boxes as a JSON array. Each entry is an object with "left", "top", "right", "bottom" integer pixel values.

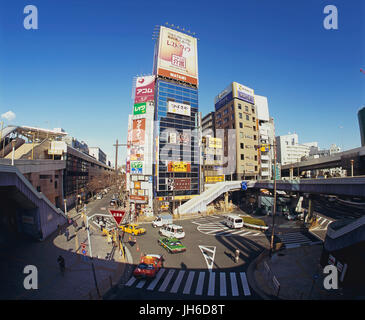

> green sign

[
  {"left": 133, "top": 102, "right": 146, "bottom": 115},
  {"left": 131, "top": 161, "right": 143, "bottom": 168}
]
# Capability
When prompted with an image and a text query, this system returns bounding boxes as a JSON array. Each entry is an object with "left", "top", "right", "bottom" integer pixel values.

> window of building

[
  {"left": 246, "top": 115, "right": 250, "bottom": 121},
  {"left": 241, "top": 154, "right": 244, "bottom": 160},
  {"left": 239, "top": 113, "right": 242, "bottom": 119},
  {"left": 239, "top": 122, "right": 243, "bottom": 128},
  {"left": 254, "top": 135, "right": 257, "bottom": 140},
  {"left": 255, "top": 155, "right": 257, "bottom": 161},
  {"left": 231, "top": 105, "right": 234, "bottom": 111},
  {"left": 217, "top": 113, "right": 221, "bottom": 119},
  {"left": 255, "top": 166, "right": 258, "bottom": 171},
  {"left": 231, "top": 114, "right": 234, "bottom": 120},
  {"left": 252, "top": 107, "right": 255, "bottom": 113},
  {"left": 238, "top": 104, "right": 242, "bottom": 109},
  {"left": 245, "top": 106, "right": 248, "bottom": 112},
  {"left": 224, "top": 117, "right": 228, "bottom": 123},
  {"left": 37, "top": 186, "right": 41, "bottom": 192},
  {"left": 55, "top": 181, "right": 58, "bottom": 189},
  {"left": 253, "top": 126, "right": 256, "bottom": 131},
  {"left": 240, "top": 132, "right": 244, "bottom": 138},
  {"left": 253, "top": 117, "right": 256, "bottom": 122},
  {"left": 240, "top": 143, "right": 244, "bottom": 149},
  {"left": 223, "top": 108, "right": 228, "bottom": 115}
]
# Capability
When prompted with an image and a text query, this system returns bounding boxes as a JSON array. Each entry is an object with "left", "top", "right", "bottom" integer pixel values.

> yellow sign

[
  {"left": 168, "top": 161, "right": 191, "bottom": 172},
  {"left": 208, "top": 137, "right": 222, "bottom": 149},
  {"left": 174, "top": 195, "right": 197, "bottom": 201},
  {"left": 205, "top": 175, "right": 225, "bottom": 183}
]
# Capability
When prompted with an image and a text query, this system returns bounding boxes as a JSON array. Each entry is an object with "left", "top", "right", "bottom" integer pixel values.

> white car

[{"left": 159, "top": 224, "right": 185, "bottom": 239}]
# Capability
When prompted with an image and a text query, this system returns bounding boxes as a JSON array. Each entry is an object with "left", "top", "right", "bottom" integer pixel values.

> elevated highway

[{"left": 176, "top": 177, "right": 365, "bottom": 215}]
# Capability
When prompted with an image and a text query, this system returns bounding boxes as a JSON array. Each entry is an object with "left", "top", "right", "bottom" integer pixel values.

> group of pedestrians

[{"left": 58, "top": 217, "right": 86, "bottom": 242}]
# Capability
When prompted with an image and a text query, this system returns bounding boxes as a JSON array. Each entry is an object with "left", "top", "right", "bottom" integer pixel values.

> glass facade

[{"left": 154, "top": 79, "right": 200, "bottom": 197}]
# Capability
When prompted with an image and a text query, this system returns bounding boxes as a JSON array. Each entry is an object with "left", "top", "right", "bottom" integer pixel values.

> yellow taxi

[{"left": 119, "top": 223, "right": 146, "bottom": 236}]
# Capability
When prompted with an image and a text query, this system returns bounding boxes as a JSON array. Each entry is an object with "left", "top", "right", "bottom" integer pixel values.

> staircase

[{"left": 175, "top": 180, "right": 249, "bottom": 215}]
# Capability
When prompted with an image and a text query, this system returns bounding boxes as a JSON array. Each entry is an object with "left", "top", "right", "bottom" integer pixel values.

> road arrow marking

[{"left": 199, "top": 245, "right": 216, "bottom": 270}]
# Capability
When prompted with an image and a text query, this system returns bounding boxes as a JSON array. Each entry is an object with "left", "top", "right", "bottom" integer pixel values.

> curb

[{"left": 246, "top": 250, "right": 279, "bottom": 300}]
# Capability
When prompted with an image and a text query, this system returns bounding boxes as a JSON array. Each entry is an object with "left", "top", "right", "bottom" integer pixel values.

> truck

[{"left": 152, "top": 215, "right": 173, "bottom": 228}]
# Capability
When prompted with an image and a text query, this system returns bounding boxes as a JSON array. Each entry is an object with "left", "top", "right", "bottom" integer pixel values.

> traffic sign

[
  {"left": 241, "top": 181, "right": 248, "bottom": 191},
  {"left": 109, "top": 209, "right": 127, "bottom": 225},
  {"left": 82, "top": 249, "right": 87, "bottom": 255}
]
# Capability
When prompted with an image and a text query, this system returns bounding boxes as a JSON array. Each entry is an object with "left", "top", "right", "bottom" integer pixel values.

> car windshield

[
  {"left": 176, "top": 229, "right": 183, "bottom": 233},
  {"left": 235, "top": 219, "right": 243, "bottom": 223},
  {"left": 137, "top": 263, "right": 154, "bottom": 270},
  {"left": 171, "top": 241, "right": 181, "bottom": 246}
]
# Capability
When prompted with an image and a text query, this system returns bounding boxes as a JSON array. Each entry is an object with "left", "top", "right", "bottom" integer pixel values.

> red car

[{"left": 133, "top": 254, "right": 164, "bottom": 279}]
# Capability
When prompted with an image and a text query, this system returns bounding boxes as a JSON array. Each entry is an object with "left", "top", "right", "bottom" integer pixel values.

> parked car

[
  {"left": 159, "top": 224, "right": 185, "bottom": 239},
  {"left": 158, "top": 237, "right": 186, "bottom": 254},
  {"left": 119, "top": 223, "right": 146, "bottom": 236},
  {"left": 152, "top": 215, "right": 173, "bottom": 228},
  {"left": 133, "top": 254, "right": 164, "bottom": 279}
]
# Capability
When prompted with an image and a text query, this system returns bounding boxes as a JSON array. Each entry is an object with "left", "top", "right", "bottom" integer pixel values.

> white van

[
  {"left": 224, "top": 214, "right": 244, "bottom": 229},
  {"left": 159, "top": 224, "right": 185, "bottom": 239}
]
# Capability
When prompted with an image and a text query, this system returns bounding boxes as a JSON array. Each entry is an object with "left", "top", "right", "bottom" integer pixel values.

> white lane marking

[
  {"left": 240, "top": 231, "right": 253, "bottom": 236},
  {"left": 230, "top": 272, "right": 239, "bottom": 296},
  {"left": 170, "top": 270, "right": 185, "bottom": 293},
  {"left": 183, "top": 271, "right": 195, "bottom": 295},
  {"left": 147, "top": 268, "right": 166, "bottom": 290},
  {"left": 195, "top": 272, "right": 205, "bottom": 295},
  {"left": 125, "top": 276, "right": 137, "bottom": 287},
  {"left": 158, "top": 269, "right": 175, "bottom": 292},
  {"left": 220, "top": 272, "right": 227, "bottom": 296},
  {"left": 320, "top": 218, "right": 328, "bottom": 226},
  {"left": 240, "top": 272, "right": 251, "bottom": 296},
  {"left": 199, "top": 245, "right": 216, "bottom": 270},
  {"left": 207, "top": 272, "right": 215, "bottom": 296},
  {"left": 136, "top": 279, "right": 146, "bottom": 288}
]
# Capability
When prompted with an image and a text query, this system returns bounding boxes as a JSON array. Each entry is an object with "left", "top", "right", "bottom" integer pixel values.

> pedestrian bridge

[
  {"left": 0, "top": 164, "right": 67, "bottom": 240},
  {"left": 175, "top": 177, "right": 365, "bottom": 215}
]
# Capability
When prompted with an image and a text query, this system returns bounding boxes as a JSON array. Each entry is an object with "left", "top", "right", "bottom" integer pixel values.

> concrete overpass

[
  {"left": 281, "top": 146, "right": 365, "bottom": 176},
  {"left": 176, "top": 177, "right": 365, "bottom": 214}
]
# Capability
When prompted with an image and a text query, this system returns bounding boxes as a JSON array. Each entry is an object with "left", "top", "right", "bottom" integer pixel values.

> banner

[
  {"left": 131, "top": 161, "right": 143, "bottom": 174},
  {"left": 132, "top": 118, "right": 146, "bottom": 145},
  {"left": 205, "top": 175, "right": 225, "bottom": 183},
  {"left": 208, "top": 137, "right": 222, "bottom": 149},
  {"left": 135, "top": 75, "right": 155, "bottom": 104},
  {"left": 133, "top": 102, "right": 147, "bottom": 115},
  {"left": 233, "top": 82, "right": 255, "bottom": 104},
  {"left": 168, "top": 101, "right": 191, "bottom": 117},
  {"left": 157, "top": 26, "right": 198, "bottom": 86},
  {"left": 167, "top": 161, "right": 191, "bottom": 172}
]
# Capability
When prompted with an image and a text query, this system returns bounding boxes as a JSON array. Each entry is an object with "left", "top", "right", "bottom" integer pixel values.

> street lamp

[{"left": 350, "top": 159, "right": 354, "bottom": 177}]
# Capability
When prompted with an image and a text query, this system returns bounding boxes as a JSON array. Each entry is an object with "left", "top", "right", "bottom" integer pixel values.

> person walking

[
  {"left": 65, "top": 228, "right": 70, "bottom": 241},
  {"left": 81, "top": 219, "right": 85, "bottom": 230},
  {"left": 57, "top": 255, "right": 65, "bottom": 275},
  {"left": 73, "top": 219, "right": 78, "bottom": 232},
  {"left": 235, "top": 248, "right": 240, "bottom": 263}
]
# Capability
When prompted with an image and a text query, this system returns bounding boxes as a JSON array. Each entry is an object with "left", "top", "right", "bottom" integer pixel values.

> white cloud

[{"left": 1, "top": 110, "right": 16, "bottom": 122}]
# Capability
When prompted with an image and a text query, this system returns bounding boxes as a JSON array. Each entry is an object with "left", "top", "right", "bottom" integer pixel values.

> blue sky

[{"left": 0, "top": 0, "right": 364, "bottom": 165}]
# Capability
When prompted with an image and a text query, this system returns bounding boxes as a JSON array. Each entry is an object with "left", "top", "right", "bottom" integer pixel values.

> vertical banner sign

[
  {"left": 135, "top": 76, "right": 155, "bottom": 104},
  {"left": 132, "top": 119, "right": 146, "bottom": 145}
]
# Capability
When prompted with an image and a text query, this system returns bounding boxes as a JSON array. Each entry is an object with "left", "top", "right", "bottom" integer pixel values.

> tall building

[
  {"left": 255, "top": 94, "right": 275, "bottom": 179},
  {"left": 276, "top": 133, "right": 318, "bottom": 165},
  {"left": 202, "top": 112, "right": 216, "bottom": 136},
  {"left": 214, "top": 82, "right": 259, "bottom": 180},
  {"left": 358, "top": 106, "right": 365, "bottom": 146},
  {"left": 89, "top": 147, "right": 107, "bottom": 164}
]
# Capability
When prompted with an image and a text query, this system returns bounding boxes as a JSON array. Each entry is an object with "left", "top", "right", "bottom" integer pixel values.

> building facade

[
  {"left": 358, "top": 106, "right": 365, "bottom": 147},
  {"left": 214, "top": 82, "right": 259, "bottom": 180},
  {"left": 89, "top": 147, "right": 107, "bottom": 164}
]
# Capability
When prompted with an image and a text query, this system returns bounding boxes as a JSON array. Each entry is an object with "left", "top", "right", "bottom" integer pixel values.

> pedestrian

[
  {"left": 73, "top": 219, "right": 78, "bottom": 232},
  {"left": 81, "top": 220, "right": 85, "bottom": 230},
  {"left": 57, "top": 255, "right": 65, "bottom": 275},
  {"left": 57, "top": 224, "right": 62, "bottom": 235},
  {"left": 65, "top": 228, "right": 70, "bottom": 241},
  {"left": 235, "top": 248, "right": 240, "bottom": 263}
]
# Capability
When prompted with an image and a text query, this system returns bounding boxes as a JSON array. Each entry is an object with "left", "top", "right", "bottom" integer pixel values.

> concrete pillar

[
  {"left": 305, "top": 198, "right": 314, "bottom": 223},
  {"left": 225, "top": 192, "right": 229, "bottom": 211},
  {"left": 290, "top": 167, "right": 294, "bottom": 180}
]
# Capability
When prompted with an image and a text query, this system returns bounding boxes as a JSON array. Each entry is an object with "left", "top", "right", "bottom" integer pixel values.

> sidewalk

[
  {"left": 1, "top": 206, "right": 127, "bottom": 300},
  {"left": 247, "top": 244, "right": 346, "bottom": 300}
]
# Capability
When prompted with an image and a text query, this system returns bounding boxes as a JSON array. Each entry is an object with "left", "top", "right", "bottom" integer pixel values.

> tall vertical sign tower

[{"left": 152, "top": 25, "right": 200, "bottom": 213}]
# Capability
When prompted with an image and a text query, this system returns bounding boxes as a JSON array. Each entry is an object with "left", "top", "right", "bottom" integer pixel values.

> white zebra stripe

[{"left": 182, "top": 271, "right": 195, "bottom": 295}]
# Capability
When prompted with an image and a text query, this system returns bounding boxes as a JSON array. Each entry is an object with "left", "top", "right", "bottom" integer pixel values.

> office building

[
  {"left": 358, "top": 106, "right": 365, "bottom": 146},
  {"left": 214, "top": 82, "right": 259, "bottom": 180},
  {"left": 89, "top": 147, "right": 107, "bottom": 164}
]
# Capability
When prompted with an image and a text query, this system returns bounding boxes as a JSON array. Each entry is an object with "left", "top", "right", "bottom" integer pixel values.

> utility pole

[{"left": 113, "top": 140, "right": 127, "bottom": 184}]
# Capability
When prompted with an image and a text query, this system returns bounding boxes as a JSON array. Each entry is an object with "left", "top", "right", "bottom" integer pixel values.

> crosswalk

[
  {"left": 196, "top": 221, "right": 266, "bottom": 238},
  {"left": 276, "top": 232, "right": 321, "bottom": 248},
  {"left": 125, "top": 269, "right": 251, "bottom": 298},
  {"left": 312, "top": 216, "right": 333, "bottom": 230}
]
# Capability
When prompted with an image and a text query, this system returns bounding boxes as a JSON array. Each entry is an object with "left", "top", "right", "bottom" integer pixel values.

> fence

[{"left": 263, "top": 261, "right": 281, "bottom": 297}]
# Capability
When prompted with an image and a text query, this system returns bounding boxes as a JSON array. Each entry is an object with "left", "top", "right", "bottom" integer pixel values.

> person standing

[
  {"left": 65, "top": 228, "right": 70, "bottom": 241},
  {"left": 73, "top": 219, "right": 78, "bottom": 232}
]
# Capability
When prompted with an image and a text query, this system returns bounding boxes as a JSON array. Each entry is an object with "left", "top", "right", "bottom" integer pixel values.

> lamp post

[
  {"left": 350, "top": 159, "right": 354, "bottom": 177},
  {"left": 84, "top": 208, "right": 101, "bottom": 298}
]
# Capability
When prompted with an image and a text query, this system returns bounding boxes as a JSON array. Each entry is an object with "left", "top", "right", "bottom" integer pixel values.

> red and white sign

[
  {"left": 109, "top": 209, "right": 127, "bottom": 225},
  {"left": 135, "top": 76, "right": 155, "bottom": 104}
]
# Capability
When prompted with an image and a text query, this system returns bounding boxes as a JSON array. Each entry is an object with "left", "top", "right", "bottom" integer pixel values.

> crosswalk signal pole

[{"left": 269, "top": 142, "right": 277, "bottom": 256}]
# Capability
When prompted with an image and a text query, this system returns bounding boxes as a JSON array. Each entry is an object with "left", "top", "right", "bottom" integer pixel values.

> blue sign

[
  {"left": 241, "top": 181, "right": 247, "bottom": 191},
  {"left": 82, "top": 249, "right": 86, "bottom": 255}
]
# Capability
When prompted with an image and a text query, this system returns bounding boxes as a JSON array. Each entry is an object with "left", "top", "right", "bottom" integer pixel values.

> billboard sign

[
  {"left": 156, "top": 26, "right": 198, "bottom": 86},
  {"left": 133, "top": 102, "right": 147, "bottom": 115},
  {"left": 174, "top": 178, "right": 191, "bottom": 190},
  {"left": 233, "top": 82, "right": 255, "bottom": 104},
  {"left": 130, "top": 146, "right": 144, "bottom": 161},
  {"left": 135, "top": 75, "right": 155, "bottom": 104},
  {"left": 205, "top": 175, "right": 224, "bottom": 183},
  {"left": 208, "top": 137, "right": 222, "bottom": 149},
  {"left": 214, "top": 84, "right": 233, "bottom": 110},
  {"left": 131, "top": 161, "right": 143, "bottom": 174},
  {"left": 132, "top": 118, "right": 146, "bottom": 145},
  {"left": 168, "top": 101, "right": 191, "bottom": 117},
  {"left": 167, "top": 161, "right": 191, "bottom": 172}
]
